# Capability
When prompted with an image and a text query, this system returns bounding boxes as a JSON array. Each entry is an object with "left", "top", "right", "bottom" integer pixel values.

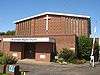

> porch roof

[{"left": 3, "top": 37, "right": 55, "bottom": 43}]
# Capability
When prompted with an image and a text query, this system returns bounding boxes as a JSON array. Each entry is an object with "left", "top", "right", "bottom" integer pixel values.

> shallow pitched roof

[{"left": 14, "top": 12, "right": 90, "bottom": 23}]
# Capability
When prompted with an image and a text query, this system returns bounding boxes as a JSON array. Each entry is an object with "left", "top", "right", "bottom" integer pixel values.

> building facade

[{"left": 0, "top": 12, "right": 91, "bottom": 62}]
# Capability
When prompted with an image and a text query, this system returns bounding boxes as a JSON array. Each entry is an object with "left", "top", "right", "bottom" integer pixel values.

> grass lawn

[{"left": 0, "top": 73, "right": 8, "bottom": 75}]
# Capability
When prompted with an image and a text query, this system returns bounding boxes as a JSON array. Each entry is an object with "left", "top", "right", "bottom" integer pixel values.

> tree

[
  {"left": 0, "top": 32, "right": 5, "bottom": 35},
  {"left": 77, "top": 36, "right": 92, "bottom": 60},
  {"left": 6, "top": 30, "right": 15, "bottom": 35},
  {"left": 0, "top": 30, "right": 15, "bottom": 35}
]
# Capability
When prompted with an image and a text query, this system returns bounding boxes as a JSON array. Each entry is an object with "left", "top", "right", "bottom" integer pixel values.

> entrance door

[{"left": 24, "top": 43, "right": 35, "bottom": 59}]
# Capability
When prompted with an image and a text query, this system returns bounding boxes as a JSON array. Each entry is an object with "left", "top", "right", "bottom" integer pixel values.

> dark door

[{"left": 24, "top": 43, "right": 35, "bottom": 59}]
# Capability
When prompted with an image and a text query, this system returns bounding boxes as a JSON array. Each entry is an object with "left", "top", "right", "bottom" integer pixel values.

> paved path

[{"left": 18, "top": 61, "right": 100, "bottom": 75}]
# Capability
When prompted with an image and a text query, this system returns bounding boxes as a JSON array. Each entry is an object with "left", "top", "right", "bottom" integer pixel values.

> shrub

[
  {"left": 56, "top": 58, "right": 64, "bottom": 64},
  {"left": 4, "top": 54, "right": 18, "bottom": 64},
  {"left": 56, "top": 48, "right": 87, "bottom": 64},
  {"left": 57, "top": 48, "right": 76, "bottom": 63},
  {"left": 0, "top": 52, "right": 6, "bottom": 64},
  {"left": 0, "top": 52, "right": 3, "bottom": 57},
  {"left": 0, "top": 52, "right": 18, "bottom": 65},
  {"left": 75, "top": 59, "right": 86, "bottom": 64}
]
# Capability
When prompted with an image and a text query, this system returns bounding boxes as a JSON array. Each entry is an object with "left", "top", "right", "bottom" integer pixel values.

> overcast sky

[{"left": 0, "top": 0, "right": 100, "bottom": 37}]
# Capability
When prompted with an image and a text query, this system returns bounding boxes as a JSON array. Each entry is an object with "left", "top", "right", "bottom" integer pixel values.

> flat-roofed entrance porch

[{"left": 3, "top": 37, "right": 56, "bottom": 62}]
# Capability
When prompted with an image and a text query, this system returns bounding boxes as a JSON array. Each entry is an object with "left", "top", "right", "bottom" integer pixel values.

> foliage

[
  {"left": 93, "top": 42, "right": 99, "bottom": 61},
  {"left": 57, "top": 48, "right": 76, "bottom": 63},
  {"left": 0, "top": 73, "right": 8, "bottom": 75},
  {"left": 4, "top": 54, "right": 18, "bottom": 64},
  {"left": 0, "top": 54, "right": 5, "bottom": 64},
  {"left": 56, "top": 48, "right": 87, "bottom": 64},
  {"left": 0, "top": 52, "right": 3, "bottom": 57},
  {"left": 57, "top": 58, "right": 64, "bottom": 64},
  {"left": 77, "top": 36, "right": 92, "bottom": 61},
  {"left": 75, "top": 59, "right": 86, "bottom": 64},
  {"left": 0, "top": 30, "right": 15, "bottom": 35},
  {"left": 56, "top": 36, "right": 96, "bottom": 64},
  {"left": 0, "top": 32, "right": 5, "bottom": 35},
  {"left": 6, "top": 30, "right": 15, "bottom": 35},
  {"left": 0, "top": 52, "right": 18, "bottom": 65}
]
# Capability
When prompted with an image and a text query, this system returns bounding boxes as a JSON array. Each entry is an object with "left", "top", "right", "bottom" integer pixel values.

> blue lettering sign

[{"left": 8, "top": 65, "right": 15, "bottom": 72}]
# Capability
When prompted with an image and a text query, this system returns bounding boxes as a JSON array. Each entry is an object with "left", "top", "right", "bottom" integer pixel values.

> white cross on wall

[{"left": 44, "top": 15, "right": 51, "bottom": 31}]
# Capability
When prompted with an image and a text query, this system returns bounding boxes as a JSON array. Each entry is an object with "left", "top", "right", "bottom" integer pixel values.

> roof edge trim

[{"left": 14, "top": 12, "right": 90, "bottom": 23}]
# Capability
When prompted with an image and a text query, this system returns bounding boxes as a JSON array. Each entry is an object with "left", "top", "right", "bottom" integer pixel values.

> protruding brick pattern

[{"left": 15, "top": 15, "right": 90, "bottom": 37}]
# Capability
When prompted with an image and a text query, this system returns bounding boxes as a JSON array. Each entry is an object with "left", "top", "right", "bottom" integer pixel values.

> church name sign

[{"left": 3, "top": 37, "right": 55, "bottom": 42}]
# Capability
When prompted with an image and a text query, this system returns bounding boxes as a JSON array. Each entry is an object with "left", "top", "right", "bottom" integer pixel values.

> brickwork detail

[
  {"left": 35, "top": 43, "right": 52, "bottom": 62},
  {"left": 15, "top": 15, "right": 90, "bottom": 37}
]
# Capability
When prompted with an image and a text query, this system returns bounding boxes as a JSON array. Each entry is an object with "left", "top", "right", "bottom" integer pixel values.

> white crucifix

[{"left": 44, "top": 15, "right": 51, "bottom": 31}]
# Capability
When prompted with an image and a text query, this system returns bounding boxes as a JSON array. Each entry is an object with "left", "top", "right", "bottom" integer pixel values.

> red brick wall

[
  {"left": 0, "top": 42, "right": 1, "bottom": 50},
  {"left": 47, "top": 15, "right": 65, "bottom": 35},
  {"left": 0, "top": 41, "right": 24, "bottom": 59},
  {"left": 49, "top": 35, "right": 76, "bottom": 52},
  {"left": 3, "top": 42, "right": 10, "bottom": 52},
  {"left": 35, "top": 43, "right": 52, "bottom": 62},
  {"left": 33, "top": 15, "right": 66, "bottom": 36},
  {"left": 31, "top": 19, "right": 35, "bottom": 35},
  {"left": 33, "top": 15, "right": 90, "bottom": 37},
  {"left": 15, "top": 20, "right": 32, "bottom": 36},
  {"left": 28, "top": 35, "right": 76, "bottom": 52},
  {"left": 10, "top": 42, "right": 24, "bottom": 52},
  {"left": 10, "top": 42, "right": 24, "bottom": 59},
  {"left": 7, "top": 51, "right": 22, "bottom": 59},
  {"left": 0, "top": 37, "right": 3, "bottom": 51},
  {"left": 15, "top": 14, "right": 90, "bottom": 37},
  {"left": 34, "top": 16, "right": 46, "bottom": 35}
]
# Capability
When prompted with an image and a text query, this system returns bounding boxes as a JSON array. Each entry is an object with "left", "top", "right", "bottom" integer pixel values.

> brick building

[{"left": 0, "top": 12, "right": 91, "bottom": 62}]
